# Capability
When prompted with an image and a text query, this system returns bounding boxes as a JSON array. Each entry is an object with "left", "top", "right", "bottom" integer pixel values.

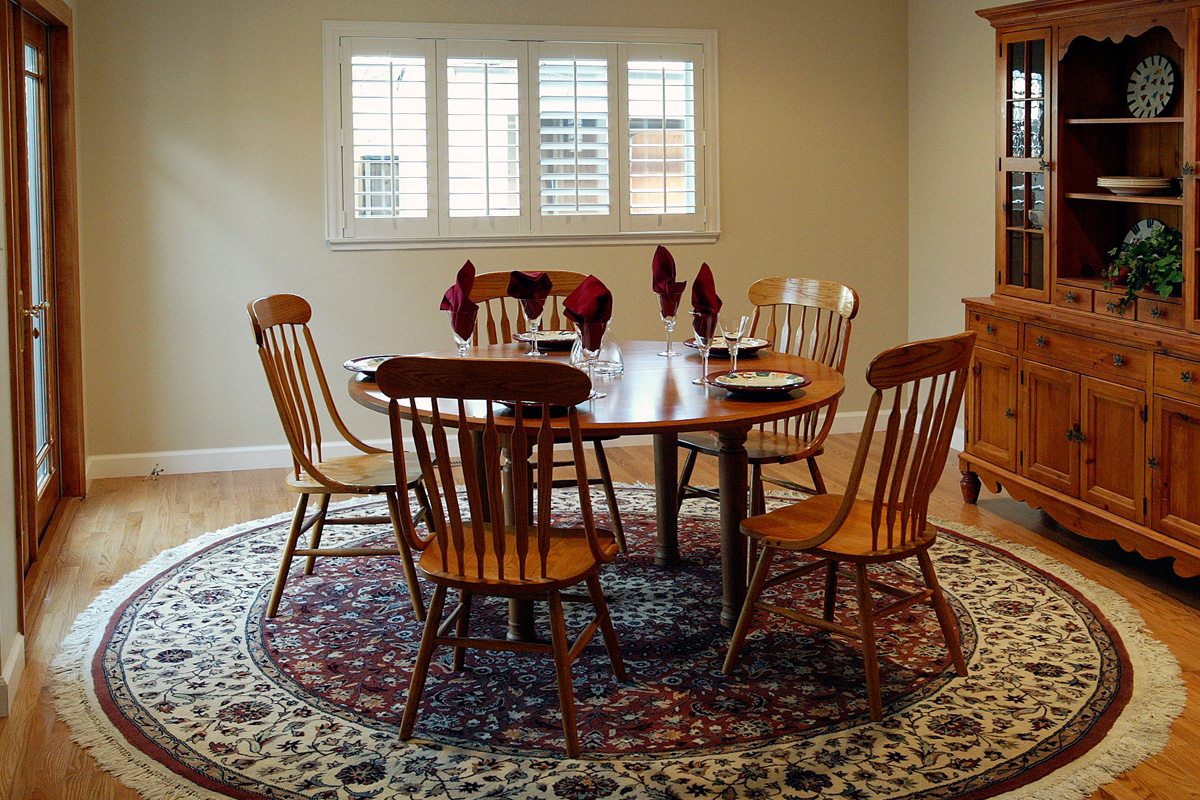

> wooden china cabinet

[{"left": 965, "top": 0, "right": 1200, "bottom": 577}]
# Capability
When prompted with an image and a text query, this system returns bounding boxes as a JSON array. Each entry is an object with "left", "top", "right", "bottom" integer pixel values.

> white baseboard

[
  {"left": 85, "top": 410, "right": 914, "bottom": 482},
  {"left": 1, "top": 632, "right": 25, "bottom": 717}
]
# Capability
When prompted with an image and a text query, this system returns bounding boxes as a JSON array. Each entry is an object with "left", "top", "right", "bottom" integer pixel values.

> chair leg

[
  {"left": 412, "top": 480, "right": 435, "bottom": 532},
  {"left": 854, "top": 563, "right": 883, "bottom": 721},
  {"left": 750, "top": 464, "right": 765, "bottom": 517},
  {"left": 823, "top": 560, "right": 839, "bottom": 621},
  {"left": 452, "top": 589, "right": 473, "bottom": 672},
  {"left": 267, "top": 494, "right": 310, "bottom": 619},
  {"left": 386, "top": 492, "right": 426, "bottom": 623},
  {"left": 547, "top": 590, "right": 581, "bottom": 758},
  {"left": 723, "top": 544, "right": 776, "bottom": 675},
  {"left": 303, "top": 494, "right": 332, "bottom": 575},
  {"left": 676, "top": 449, "right": 698, "bottom": 512},
  {"left": 585, "top": 574, "right": 627, "bottom": 682},
  {"left": 918, "top": 550, "right": 968, "bottom": 677},
  {"left": 400, "top": 584, "right": 447, "bottom": 741},
  {"left": 807, "top": 456, "right": 827, "bottom": 495},
  {"left": 592, "top": 441, "right": 627, "bottom": 555}
]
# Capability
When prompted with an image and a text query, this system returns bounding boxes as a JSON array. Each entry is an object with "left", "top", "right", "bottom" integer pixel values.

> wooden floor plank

[{"left": 0, "top": 437, "right": 1196, "bottom": 799}]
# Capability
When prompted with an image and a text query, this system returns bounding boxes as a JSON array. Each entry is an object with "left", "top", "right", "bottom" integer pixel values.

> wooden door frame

[{"left": 2, "top": 0, "right": 83, "bottom": 626}]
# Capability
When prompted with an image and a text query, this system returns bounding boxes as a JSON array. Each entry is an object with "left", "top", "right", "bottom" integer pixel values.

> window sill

[{"left": 326, "top": 230, "right": 721, "bottom": 252}]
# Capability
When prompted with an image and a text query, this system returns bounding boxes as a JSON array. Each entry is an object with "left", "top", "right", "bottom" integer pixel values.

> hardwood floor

[{"left": 0, "top": 436, "right": 1197, "bottom": 799}]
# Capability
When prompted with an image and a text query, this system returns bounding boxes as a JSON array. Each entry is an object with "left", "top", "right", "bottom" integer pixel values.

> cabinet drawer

[
  {"left": 968, "top": 312, "right": 1018, "bottom": 349},
  {"left": 1135, "top": 297, "right": 1184, "bottom": 330},
  {"left": 1153, "top": 353, "right": 1200, "bottom": 403},
  {"left": 1093, "top": 288, "right": 1133, "bottom": 319},
  {"left": 1054, "top": 285, "right": 1093, "bottom": 311},
  {"left": 1025, "top": 324, "right": 1146, "bottom": 383}
]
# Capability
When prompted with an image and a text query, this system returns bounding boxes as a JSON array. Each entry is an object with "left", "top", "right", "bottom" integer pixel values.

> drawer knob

[
  {"left": 986, "top": 323, "right": 995, "bottom": 335},
  {"left": 1036, "top": 335, "right": 1047, "bottom": 348},
  {"left": 1065, "top": 291, "right": 1076, "bottom": 303},
  {"left": 1184, "top": 162, "right": 1195, "bottom": 176},
  {"left": 1005, "top": 408, "right": 1015, "bottom": 419},
  {"left": 1184, "top": 370, "right": 1193, "bottom": 384},
  {"left": 1113, "top": 354, "right": 1125, "bottom": 367},
  {"left": 1151, "top": 306, "right": 1162, "bottom": 319},
  {"left": 1149, "top": 457, "right": 1159, "bottom": 469},
  {"left": 1106, "top": 301, "right": 1117, "bottom": 313},
  {"left": 1066, "top": 426, "right": 1086, "bottom": 444}
]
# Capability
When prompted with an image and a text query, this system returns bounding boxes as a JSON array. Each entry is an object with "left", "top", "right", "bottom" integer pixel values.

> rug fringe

[{"left": 931, "top": 519, "right": 1187, "bottom": 800}]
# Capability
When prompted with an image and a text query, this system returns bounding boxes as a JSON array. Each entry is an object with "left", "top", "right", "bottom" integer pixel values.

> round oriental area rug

[{"left": 53, "top": 487, "right": 1184, "bottom": 800}]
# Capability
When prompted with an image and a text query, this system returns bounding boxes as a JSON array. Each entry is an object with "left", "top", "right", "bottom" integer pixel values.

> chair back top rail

[
  {"left": 469, "top": 270, "right": 588, "bottom": 345},
  {"left": 248, "top": 294, "right": 379, "bottom": 484},
  {"left": 376, "top": 356, "right": 605, "bottom": 581}
]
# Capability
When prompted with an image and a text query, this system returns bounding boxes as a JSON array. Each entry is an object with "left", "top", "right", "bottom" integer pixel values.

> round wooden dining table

[{"left": 349, "top": 340, "right": 845, "bottom": 630}]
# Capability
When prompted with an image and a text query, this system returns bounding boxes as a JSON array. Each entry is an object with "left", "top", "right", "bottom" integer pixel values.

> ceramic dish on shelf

[
  {"left": 1097, "top": 176, "right": 1173, "bottom": 196},
  {"left": 513, "top": 329, "right": 577, "bottom": 350},
  {"left": 684, "top": 337, "right": 771, "bottom": 357},
  {"left": 342, "top": 355, "right": 401, "bottom": 377},
  {"left": 707, "top": 370, "right": 810, "bottom": 395}
]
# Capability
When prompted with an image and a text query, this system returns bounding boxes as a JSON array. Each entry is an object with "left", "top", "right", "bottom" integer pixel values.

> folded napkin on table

[
  {"left": 690, "top": 262, "right": 721, "bottom": 339},
  {"left": 563, "top": 274, "right": 613, "bottom": 352},
  {"left": 440, "top": 260, "right": 479, "bottom": 341},
  {"left": 652, "top": 245, "right": 687, "bottom": 318},
  {"left": 507, "top": 271, "right": 552, "bottom": 319}
]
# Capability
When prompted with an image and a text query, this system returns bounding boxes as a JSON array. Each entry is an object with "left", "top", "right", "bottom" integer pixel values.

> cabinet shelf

[
  {"left": 1064, "top": 192, "right": 1183, "bottom": 206},
  {"left": 1065, "top": 116, "right": 1184, "bottom": 125}
]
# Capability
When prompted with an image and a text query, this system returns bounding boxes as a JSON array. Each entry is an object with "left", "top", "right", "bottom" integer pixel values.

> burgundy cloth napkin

[
  {"left": 651, "top": 245, "right": 687, "bottom": 318},
  {"left": 507, "top": 271, "right": 552, "bottom": 319},
  {"left": 690, "top": 262, "right": 721, "bottom": 339},
  {"left": 440, "top": 260, "right": 479, "bottom": 340},
  {"left": 563, "top": 275, "right": 613, "bottom": 351}
]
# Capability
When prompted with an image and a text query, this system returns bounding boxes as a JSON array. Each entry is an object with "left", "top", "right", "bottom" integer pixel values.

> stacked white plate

[{"left": 1097, "top": 176, "right": 1174, "bottom": 196}]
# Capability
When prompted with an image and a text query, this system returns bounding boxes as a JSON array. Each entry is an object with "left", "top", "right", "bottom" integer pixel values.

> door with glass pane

[
  {"left": 996, "top": 30, "right": 1051, "bottom": 301},
  {"left": 14, "top": 10, "right": 61, "bottom": 561}
]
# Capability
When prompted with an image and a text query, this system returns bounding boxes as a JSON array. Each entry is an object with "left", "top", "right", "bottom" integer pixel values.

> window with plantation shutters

[{"left": 323, "top": 22, "right": 719, "bottom": 249}]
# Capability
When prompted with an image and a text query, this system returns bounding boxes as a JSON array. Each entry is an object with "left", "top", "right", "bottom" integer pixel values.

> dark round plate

[
  {"left": 684, "top": 337, "right": 771, "bottom": 357},
  {"left": 706, "top": 369, "right": 810, "bottom": 395}
]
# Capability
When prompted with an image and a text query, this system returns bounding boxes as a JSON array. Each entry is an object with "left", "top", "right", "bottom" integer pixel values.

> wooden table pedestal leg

[
  {"left": 501, "top": 436, "right": 538, "bottom": 642},
  {"left": 653, "top": 432, "right": 680, "bottom": 566},
  {"left": 717, "top": 427, "right": 749, "bottom": 629}
]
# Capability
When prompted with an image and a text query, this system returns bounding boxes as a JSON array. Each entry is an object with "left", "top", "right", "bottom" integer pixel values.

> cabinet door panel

[
  {"left": 1022, "top": 361, "right": 1079, "bottom": 496},
  {"left": 1151, "top": 395, "right": 1200, "bottom": 549},
  {"left": 968, "top": 348, "right": 1019, "bottom": 471},
  {"left": 1080, "top": 376, "right": 1145, "bottom": 523}
]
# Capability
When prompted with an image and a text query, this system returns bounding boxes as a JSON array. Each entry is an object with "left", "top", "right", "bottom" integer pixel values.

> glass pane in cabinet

[
  {"left": 1008, "top": 42, "right": 1026, "bottom": 99},
  {"left": 1029, "top": 39, "right": 1045, "bottom": 98},
  {"left": 1029, "top": 234, "right": 1044, "bottom": 289},
  {"left": 1009, "top": 101, "right": 1026, "bottom": 158},
  {"left": 1030, "top": 172, "right": 1044, "bottom": 229},
  {"left": 1008, "top": 231, "right": 1024, "bottom": 286},
  {"left": 1030, "top": 100, "right": 1043, "bottom": 158},
  {"left": 1008, "top": 173, "right": 1025, "bottom": 227}
]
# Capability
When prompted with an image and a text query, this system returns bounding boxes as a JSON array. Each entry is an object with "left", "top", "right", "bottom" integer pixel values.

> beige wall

[
  {"left": 909, "top": 0, "right": 995, "bottom": 342},
  {"left": 72, "top": 0, "right": 910, "bottom": 462}
]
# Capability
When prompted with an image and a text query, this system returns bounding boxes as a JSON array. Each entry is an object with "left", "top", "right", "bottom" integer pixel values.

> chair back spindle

[{"left": 469, "top": 270, "right": 588, "bottom": 344}]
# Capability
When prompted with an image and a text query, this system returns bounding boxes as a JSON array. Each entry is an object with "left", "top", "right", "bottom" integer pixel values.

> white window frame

[{"left": 323, "top": 21, "right": 719, "bottom": 250}]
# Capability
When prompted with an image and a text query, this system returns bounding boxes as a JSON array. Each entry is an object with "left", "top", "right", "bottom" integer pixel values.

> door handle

[{"left": 22, "top": 300, "right": 48, "bottom": 317}]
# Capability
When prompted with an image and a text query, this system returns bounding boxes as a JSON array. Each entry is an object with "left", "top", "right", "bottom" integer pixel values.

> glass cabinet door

[{"left": 997, "top": 30, "right": 1051, "bottom": 301}]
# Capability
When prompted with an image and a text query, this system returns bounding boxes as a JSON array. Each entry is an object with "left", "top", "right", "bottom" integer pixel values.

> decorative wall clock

[
  {"left": 1124, "top": 217, "right": 1164, "bottom": 245},
  {"left": 1126, "top": 55, "right": 1175, "bottom": 117}
]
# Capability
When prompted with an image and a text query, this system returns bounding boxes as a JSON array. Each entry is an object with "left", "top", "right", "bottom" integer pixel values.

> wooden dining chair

[
  {"left": 376, "top": 355, "right": 627, "bottom": 758},
  {"left": 248, "top": 294, "right": 430, "bottom": 620},
  {"left": 470, "top": 269, "right": 627, "bottom": 553},
  {"left": 723, "top": 331, "right": 975, "bottom": 721},
  {"left": 677, "top": 277, "right": 860, "bottom": 519}
]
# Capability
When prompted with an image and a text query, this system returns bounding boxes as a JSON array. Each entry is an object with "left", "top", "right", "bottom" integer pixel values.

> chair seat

[
  {"left": 678, "top": 429, "right": 822, "bottom": 463},
  {"left": 286, "top": 451, "right": 421, "bottom": 494},
  {"left": 739, "top": 494, "right": 937, "bottom": 561},
  {"left": 419, "top": 525, "right": 619, "bottom": 594}
]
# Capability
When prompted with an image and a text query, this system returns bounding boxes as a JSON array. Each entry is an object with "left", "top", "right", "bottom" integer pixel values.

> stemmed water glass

[
  {"left": 520, "top": 300, "right": 544, "bottom": 357},
  {"left": 721, "top": 314, "right": 751, "bottom": 373},
  {"left": 657, "top": 292, "right": 684, "bottom": 357},
  {"left": 576, "top": 323, "right": 608, "bottom": 399},
  {"left": 691, "top": 312, "right": 717, "bottom": 385},
  {"left": 452, "top": 331, "right": 471, "bottom": 358}
]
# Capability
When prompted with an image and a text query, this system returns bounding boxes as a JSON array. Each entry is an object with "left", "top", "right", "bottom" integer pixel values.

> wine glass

[
  {"left": 657, "top": 292, "right": 684, "bottom": 357},
  {"left": 520, "top": 300, "right": 544, "bottom": 357},
  {"left": 575, "top": 323, "right": 608, "bottom": 399},
  {"left": 721, "top": 314, "right": 751, "bottom": 373},
  {"left": 691, "top": 312, "right": 717, "bottom": 385},
  {"left": 452, "top": 331, "right": 471, "bottom": 358}
]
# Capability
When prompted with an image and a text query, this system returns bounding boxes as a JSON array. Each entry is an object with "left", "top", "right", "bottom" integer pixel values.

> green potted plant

[{"left": 1103, "top": 224, "right": 1184, "bottom": 314}]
